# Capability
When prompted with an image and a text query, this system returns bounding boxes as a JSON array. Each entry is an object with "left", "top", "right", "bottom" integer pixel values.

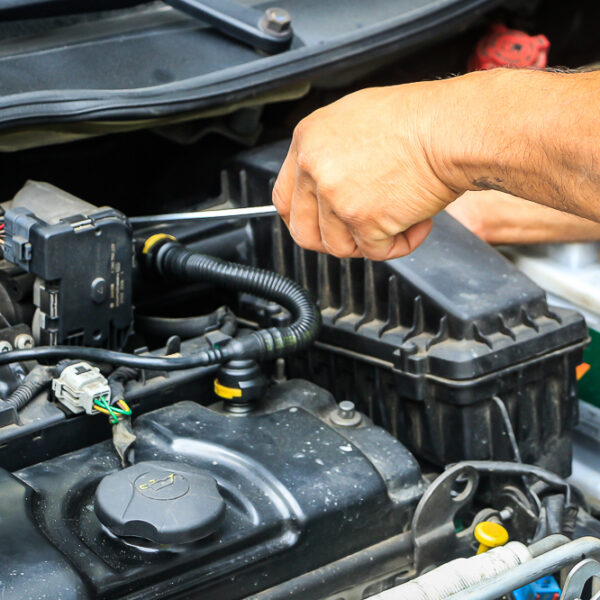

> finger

[
  {"left": 272, "top": 144, "right": 297, "bottom": 226},
  {"left": 402, "top": 219, "right": 433, "bottom": 255},
  {"left": 350, "top": 218, "right": 433, "bottom": 261},
  {"left": 317, "top": 202, "right": 360, "bottom": 258},
  {"left": 288, "top": 170, "right": 326, "bottom": 252}
]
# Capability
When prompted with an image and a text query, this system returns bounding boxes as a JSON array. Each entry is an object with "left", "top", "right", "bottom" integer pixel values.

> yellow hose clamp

[
  {"left": 142, "top": 233, "right": 177, "bottom": 255},
  {"left": 214, "top": 378, "right": 243, "bottom": 400}
]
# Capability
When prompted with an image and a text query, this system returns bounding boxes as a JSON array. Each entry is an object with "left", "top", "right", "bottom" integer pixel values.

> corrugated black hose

[
  {"left": 0, "top": 240, "right": 321, "bottom": 370},
  {"left": 155, "top": 240, "right": 321, "bottom": 363},
  {"left": 4, "top": 365, "right": 55, "bottom": 411}
]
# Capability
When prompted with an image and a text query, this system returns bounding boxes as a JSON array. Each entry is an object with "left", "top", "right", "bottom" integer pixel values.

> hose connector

[{"left": 153, "top": 241, "right": 321, "bottom": 363}]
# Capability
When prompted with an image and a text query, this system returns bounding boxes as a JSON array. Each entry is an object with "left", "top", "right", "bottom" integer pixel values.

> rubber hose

[
  {"left": 5, "top": 365, "right": 54, "bottom": 411},
  {"left": 156, "top": 241, "right": 321, "bottom": 362}
]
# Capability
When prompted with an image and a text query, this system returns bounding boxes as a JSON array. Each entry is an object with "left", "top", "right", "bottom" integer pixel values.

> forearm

[
  {"left": 427, "top": 68, "right": 600, "bottom": 222},
  {"left": 447, "top": 190, "right": 600, "bottom": 244}
]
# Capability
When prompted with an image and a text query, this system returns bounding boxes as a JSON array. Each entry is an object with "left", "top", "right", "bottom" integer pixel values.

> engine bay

[
  {"left": 0, "top": 139, "right": 594, "bottom": 599},
  {"left": 0, "top": 1, "right": 600, "bottom": 598}
]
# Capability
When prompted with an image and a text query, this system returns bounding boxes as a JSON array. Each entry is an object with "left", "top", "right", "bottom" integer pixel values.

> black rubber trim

[{"left": 0, "top": 0, "right": 500, "bottom": 129}]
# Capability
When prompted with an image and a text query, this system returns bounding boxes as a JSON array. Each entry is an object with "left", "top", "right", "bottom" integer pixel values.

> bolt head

[
  {"left": 14, "top": 333, "right": 34, "bottom": 350},
  {"left": 262, "top": 7, "right": 291, "bottom": 34},
  {"left": 0, "top": 340, "right": 13, "bottom": 353},
  {"left": 91, "top": 277, "right": 107, "bottom": 304},
  {"left": 338, "top": 400, "right": 356, "bottom": 419},
  {"left": 330, "top": 400, "right": 362, "bottom": 428}
]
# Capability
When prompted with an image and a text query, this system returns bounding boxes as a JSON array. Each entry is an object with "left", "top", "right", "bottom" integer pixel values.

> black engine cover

[{"left": 1, "top": 380, "right": 423, "bottom": 600}]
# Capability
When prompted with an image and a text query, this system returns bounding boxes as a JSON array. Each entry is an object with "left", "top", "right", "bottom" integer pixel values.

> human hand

[{"left": 272, "top": 84, "right": 459, "bottom": 261}]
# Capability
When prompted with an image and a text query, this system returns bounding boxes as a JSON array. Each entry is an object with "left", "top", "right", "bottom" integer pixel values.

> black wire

[
  {"left": 491, "top": 396, "right": 543, "bottom": 517},
  {"left": 3, "top": 365, "right": 54, "bottom": 411},
  {"left": 0, "top": 242, "right": 320, "bottom": 370},
  {"left": 459, "top": 460, "right": 574, "bottom": 508},
  {"left": 0, "top": 345, "right": 223, "bottom": 371},
  {"left": 491, "top": 396, "right": 522, "bottom": 463}
]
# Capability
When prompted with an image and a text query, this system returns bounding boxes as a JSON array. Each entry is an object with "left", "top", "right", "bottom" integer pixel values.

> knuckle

[
  {"left": 322, "top": 239, "right": 354, "bottom": 259},
  {"left": 289, "top": 224, "right": 312, "bottom": 248},
  {"left": 272, "top": 185, "right": 286, "bottom": 210},
  {"left": 316, "top": 177, "right": 340, "bottom": 199},
  {"left": 337, "top": 205, "right": 364, "bottom": 225},
  {"left": 296, "top": 150, "right": 315, "bottom": 174},
  {"left": 292, "top": 119, "right": 307, "bottom": 139}
]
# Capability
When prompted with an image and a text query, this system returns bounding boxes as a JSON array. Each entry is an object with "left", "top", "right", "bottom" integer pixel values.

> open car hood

[{"left": 0, "top": 0, "right": 500, "bottom": 130}]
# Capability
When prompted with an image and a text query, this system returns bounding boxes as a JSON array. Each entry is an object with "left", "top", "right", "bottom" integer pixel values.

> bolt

[
  {"left": 499, "top": 507, "right": 514, "bottom": 521},
  {"left": 338, "top": 400, "right": 356, "bottom": 420},
  {"left": 330, "top": 400, "right": 362, "bottom": 428},
  {"left": 0, "top": 341, "right": 12, "bottom": 353},
  {"left": 260, "top": 7, "right": 291, "bottom": 35},
  {"left": 14, "top": 333, "right": 34, "bottom": 350},
  {"left": 90, "top": 277, "right": 107, "bottom": 304},
  {"left": 273, "top": 357, "right": 286, "bottom": 383}
]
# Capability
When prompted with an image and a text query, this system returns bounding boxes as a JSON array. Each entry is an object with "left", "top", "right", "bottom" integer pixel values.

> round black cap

[{"left": 94, "top": 460, "right": 225, "bottom": 544}]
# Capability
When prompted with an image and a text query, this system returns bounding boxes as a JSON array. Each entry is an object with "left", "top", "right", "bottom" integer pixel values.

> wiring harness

[{"left": 0, "top": 236, "right": 321, "bottom": 370}]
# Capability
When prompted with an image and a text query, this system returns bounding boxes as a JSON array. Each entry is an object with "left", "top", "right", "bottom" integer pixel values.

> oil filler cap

[{"left": 94, "top": 460, "right": 225, "bottom": 544}]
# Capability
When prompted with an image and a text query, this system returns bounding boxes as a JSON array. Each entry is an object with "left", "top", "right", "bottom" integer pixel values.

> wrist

[
  {"left": 420, "top": 68, "right": 600, "bottom": 221},
  {"left": 418, "top": 69, "right": 518, "bottom": 198}
]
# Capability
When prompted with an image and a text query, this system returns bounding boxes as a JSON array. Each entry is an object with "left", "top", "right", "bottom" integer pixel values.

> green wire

[
  {"left": 93, "top": 397, "right": 132, "bottom": 423},
  {"left": 97, "top": 397, "right": 119, "bottom": 423},
  {"left": 94, "top": 398, "right": 132, "bottom": 415}
]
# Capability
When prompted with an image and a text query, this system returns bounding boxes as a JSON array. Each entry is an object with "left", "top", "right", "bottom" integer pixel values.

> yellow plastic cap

[{"left": 474, "top": 521, "right": 509, "bottom": 554}]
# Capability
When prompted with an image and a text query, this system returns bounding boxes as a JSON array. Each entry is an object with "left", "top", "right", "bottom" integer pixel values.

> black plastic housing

[
  {"left": 227, "top": 141, "right": 589, "bottom": 476},
  {"left": 2, "top": 381, "right": 423, "bottom": 600},
  {"left": 3, "top": 182, "right": 134, "bottom": 348}
]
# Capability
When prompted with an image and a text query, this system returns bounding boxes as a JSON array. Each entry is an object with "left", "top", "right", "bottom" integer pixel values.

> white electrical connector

[{"left": 52, "top": 362, "right": 111, "bottom": 415}]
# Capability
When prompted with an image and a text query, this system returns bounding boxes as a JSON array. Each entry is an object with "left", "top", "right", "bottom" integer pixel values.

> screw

[
  {"left": 261, "top": 7, "right": 291, "bottom": 35},
  {"left": 14, "top": 333, "right": 34, "bottom": 350},
  {"left": 0, "top": 341, "right": 12, "bottom": 353}
]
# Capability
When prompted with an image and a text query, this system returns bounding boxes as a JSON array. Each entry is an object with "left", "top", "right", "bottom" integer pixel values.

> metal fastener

[
  {"left": 499, "top": 507, "right": 514, "bottom": 521},
  {"left": 0, "top": 340, "right": 13, "bottom": 353},
  {"left": 330, "top": 400, "right": 362, "bottom": 427},
  {"left": 90, "top": 277, "right": 107, "bottom": 304},
  {"left": 14, "top": 333, "right": 34, "bottom": 350},
  {"left": 260, "top": 7, "right": 291, "bottom": 35}
]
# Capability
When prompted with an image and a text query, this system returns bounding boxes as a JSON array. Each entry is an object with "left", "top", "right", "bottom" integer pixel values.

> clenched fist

[
  {"left": 272, "top": 84, "right": 457, "bottom": 261},
  {"left": 273, "top": 68, "right": 600, "bottom": 260}
]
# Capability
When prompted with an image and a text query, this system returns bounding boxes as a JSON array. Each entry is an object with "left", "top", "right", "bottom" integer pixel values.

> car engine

[
  {"left": 0, "top": 1, "right": 599, "bottom": 599},
  {"left": 0, "top": 139, "right": 594, "bottom": 599}
]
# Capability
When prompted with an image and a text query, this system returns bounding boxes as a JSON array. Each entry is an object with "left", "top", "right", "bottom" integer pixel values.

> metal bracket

[
  {"left": 561, "top": 559, "right": 600, "bottom": 600},
  {"left": 0, "top": 0, "right": 293, "bottom": 54},
  {"left": 166, "top": 0, "right": 293, "bottom": 54},
  {"left": 412, "top": 463, "right": 481, "bottom": 572}
]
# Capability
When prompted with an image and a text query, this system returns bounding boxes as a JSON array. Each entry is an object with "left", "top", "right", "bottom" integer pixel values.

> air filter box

[{"left": 228, "top": 141, "right": 589, "bottom": 476}]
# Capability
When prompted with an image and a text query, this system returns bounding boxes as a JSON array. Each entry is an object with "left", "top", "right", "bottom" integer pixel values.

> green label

[{"left": 580, "top": 328, "right": 600, "bottom": 408}]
